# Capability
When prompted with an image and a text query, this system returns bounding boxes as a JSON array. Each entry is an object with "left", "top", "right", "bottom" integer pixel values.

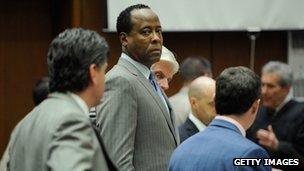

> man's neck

[{"left": 275, "top": 92, "right": 292, "bottom": 112}]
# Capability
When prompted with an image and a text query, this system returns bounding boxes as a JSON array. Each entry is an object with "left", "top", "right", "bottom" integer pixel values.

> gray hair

[{"left": 262, "top": 61, "right": 293, "bottom": 87}]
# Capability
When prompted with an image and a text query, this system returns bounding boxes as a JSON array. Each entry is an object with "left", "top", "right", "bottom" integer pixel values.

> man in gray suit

[
  {"left": 5, "top": 28, "right": 115, "bottom": 171},
  {"left": 96, "top": 4, "right": 179, "bottom": 171}
]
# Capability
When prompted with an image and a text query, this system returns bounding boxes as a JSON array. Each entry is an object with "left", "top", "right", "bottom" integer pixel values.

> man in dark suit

[
  {"left": 96, "top": 4, "right": 179, "bottom": 171},
  {"left": 5, "top": 28, "right": 116, "bottom": 171},
  {"left": 247, "top": 61, "right": 304, "bottom": 170},
  {"left": 179, "top": 76, "right": 216, "bottom": 143},
  {"left": 169, "top": 66, "right": 271, "bottom": 171}
]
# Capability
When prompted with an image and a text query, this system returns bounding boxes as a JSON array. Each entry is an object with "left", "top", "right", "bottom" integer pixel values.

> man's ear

[
  {"left": 120, "top": 32, "right": 128, "bottom": 48},
  {"left": 89, "top": 64, "right": 98, "bottom": 85},
  {"left": 251, "top": 99, "right": 260, "bottom": 115},
  {"left": 190, "top": 97, "right": 198, "bottom": 109}
]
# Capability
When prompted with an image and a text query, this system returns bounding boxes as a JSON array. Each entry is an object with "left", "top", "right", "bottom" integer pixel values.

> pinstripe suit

[{"left": 96, "top": 54, "right": 179, "bottom": 171}]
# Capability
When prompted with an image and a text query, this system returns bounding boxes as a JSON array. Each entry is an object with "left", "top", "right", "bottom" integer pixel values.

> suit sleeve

[
  {"left": 46, "top": 114, "right": 100, "bottom": 171},
  {"left": 96, "top": 76, "right": 137, "bottom": 171}
]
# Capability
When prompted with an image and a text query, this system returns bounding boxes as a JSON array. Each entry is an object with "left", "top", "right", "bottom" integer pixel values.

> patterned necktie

[
  {"left": 149, "top": 73, "right": 158, "bottom": 92},
  {"left": 149, "top": 73, "right": 170, "bottom": 114}
]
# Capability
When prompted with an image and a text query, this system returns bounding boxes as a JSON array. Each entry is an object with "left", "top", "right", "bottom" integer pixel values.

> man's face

[
  {"left": 195, "top": 88, "right": 216, "bottom": 125},
  {"left": 261, "top": 73, "right": 290, "bottom": 109},
  {"left": 151, "top": 61, "right": 174, "bottom": 91},
  {"left": 123, "top": 8, "right": 163, "bottom": 67}
]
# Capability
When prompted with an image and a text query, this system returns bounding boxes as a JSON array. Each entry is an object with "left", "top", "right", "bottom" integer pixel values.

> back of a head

[
  {"left": 262, "top": 61, "right": 293, "bottom": 87},
  {"left": 32, "top": 77, "right": 50, "bottom": 106},
  {"left": 180, "top": 57, "right": 212, "bottom": 83},
  {"left": 116, "top": 4, "right": 150, "bottom": 35},
  {"left": 215, "top": 66, "right": 261, "bottom": 116},
  {"left": 188, "top": 76, "right": 215, "bottom": 100},
  {"left": 47, "top": 28, "right": 109, "bottom": 93}
]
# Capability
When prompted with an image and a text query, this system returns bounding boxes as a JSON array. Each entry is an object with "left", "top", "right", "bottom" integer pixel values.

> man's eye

[
  {"left": 142, "top": 29, "right": 151, "bottom": 35},
  {"left": 155, "top": 74, "right": 162, "bottom": 79}
]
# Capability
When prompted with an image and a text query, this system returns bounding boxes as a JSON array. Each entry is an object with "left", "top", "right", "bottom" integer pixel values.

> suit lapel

[
  {"left": 185, "top": 118, "right": 199, "bottom": 135},
  {"left": 118, "top": 58, "right": 178, "bottom": 144},
  {"left": 92, "top": 124, "right": 118, "bottom": 171}
]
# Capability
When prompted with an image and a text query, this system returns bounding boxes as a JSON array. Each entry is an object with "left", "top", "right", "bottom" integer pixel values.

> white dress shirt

[{"left": 188, "top": 112, "right": 207, "bottom": 132}]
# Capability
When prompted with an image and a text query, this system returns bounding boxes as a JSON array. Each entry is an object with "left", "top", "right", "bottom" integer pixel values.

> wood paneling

[{"left": 0, "top": 0, "right": 52, "bottom": 156}]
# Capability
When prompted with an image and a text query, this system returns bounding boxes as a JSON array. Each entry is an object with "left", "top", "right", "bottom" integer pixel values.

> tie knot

[
  {"left": 149, "top": 72, "right": 157, "bottom": 91},
  {"left": 149, "top": 73, "right": 155, "bottom": 81}
]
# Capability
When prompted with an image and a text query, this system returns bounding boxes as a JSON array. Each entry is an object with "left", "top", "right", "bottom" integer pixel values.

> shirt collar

[
  {"left": 189, "top": 112, "right": 207, "bottom": 132},
  {"left": 215, "top": 115, "right": 246, "bottom": 137},
  {"left": 179, "top": 86, "right": 189, "bottom": 95},
  {"left": 276, "top": 92, "right": 292, "bottom": 112},
  {"left": 69, "top": 92, "right": 89, "bottom": 116},
  {"left": 121, "top": 53, "right": 150, "bottom": 79}
]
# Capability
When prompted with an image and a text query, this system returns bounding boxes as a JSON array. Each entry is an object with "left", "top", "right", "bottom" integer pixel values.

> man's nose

[
  {"left": 159, "top": 79, "right": 169, "bottom": 91},
  {"left": 262, "top": 86, "right": 267, "bottom": 95},
  {"left": 151, "top": 31, "right": 162, "bottom": 43}
]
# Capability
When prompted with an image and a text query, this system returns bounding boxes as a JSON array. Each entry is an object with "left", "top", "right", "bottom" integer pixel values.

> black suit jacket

[
  {"left": 247, "top": 99, "right": 304, "bottom": 170},
  {"left": 179, "top": 117, "right": 199, "bottom": 143}
]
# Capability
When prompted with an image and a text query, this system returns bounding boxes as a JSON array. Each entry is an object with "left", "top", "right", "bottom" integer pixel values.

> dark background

[{"left": 0, "top": 0, "right": 286, "bottom": 156}]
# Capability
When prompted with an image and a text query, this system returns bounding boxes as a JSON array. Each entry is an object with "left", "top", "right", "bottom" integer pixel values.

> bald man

[{"left": 179, "top": 76, "right": 216, "bottom": 143}]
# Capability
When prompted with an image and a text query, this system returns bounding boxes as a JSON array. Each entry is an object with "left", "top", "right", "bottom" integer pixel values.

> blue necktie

[
  {"left": 149, "top": 73, "right": 158, "bottom": 92},
  {"left": 149, "top": 73, "right": 170, "bottom": 114}
]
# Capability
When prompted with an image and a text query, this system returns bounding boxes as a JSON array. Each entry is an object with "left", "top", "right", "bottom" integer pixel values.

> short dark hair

[
  {"left": 180, "top": 57, "right": 212, "bottom": 82},
  {"left": 215, "top": 66, "right": 261, "bottom": 115},
  {"left": 32, "top": 77, "right": 50, "bottom": 106},
  {"left": 47, "top": 28, "right": 109, "bottom": 93},
  {"left": 116, "top": 4, "right": 150, "bottom": 35}
]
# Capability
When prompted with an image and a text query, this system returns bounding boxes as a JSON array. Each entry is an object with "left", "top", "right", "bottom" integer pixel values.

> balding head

[
  {"left": 188, "top": 76, "right": 216, "bottom": 125},
  {"left": 151, "top": 46, "right": 179, "bottom": 91}
]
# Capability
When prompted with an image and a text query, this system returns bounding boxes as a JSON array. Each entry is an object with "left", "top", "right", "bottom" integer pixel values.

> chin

[
  {"left": 263, "top": 102, "right": 275, "bottom": 109},
  {"left": 151, "top": 56, "right": 161, "bottom": 63}
]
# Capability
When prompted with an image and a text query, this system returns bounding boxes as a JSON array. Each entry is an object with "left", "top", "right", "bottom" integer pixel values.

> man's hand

[{"left": 256, "top": 125, "right": 279, "bottom": 151}]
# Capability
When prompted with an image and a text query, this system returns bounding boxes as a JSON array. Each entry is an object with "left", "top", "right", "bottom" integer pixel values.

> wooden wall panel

[
  {"left": 0, "top": 0, "right": 52, "bottom": 156},
  {"left": 254, "top": 31, "right": 287, "bottom": 75},
  {"left": 162, "top": 32, "right": 212, "bottom": 96},
  {"left": 212, "top": 32, "right": 251, "bottom": 77}
]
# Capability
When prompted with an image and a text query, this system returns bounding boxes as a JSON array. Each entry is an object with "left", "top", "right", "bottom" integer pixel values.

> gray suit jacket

[
  {"left": 7, "top": 93, "right": 110, "bottom": 171},
  {"left": 96, "top": 57, "right": 179, "bottom": 171}
]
